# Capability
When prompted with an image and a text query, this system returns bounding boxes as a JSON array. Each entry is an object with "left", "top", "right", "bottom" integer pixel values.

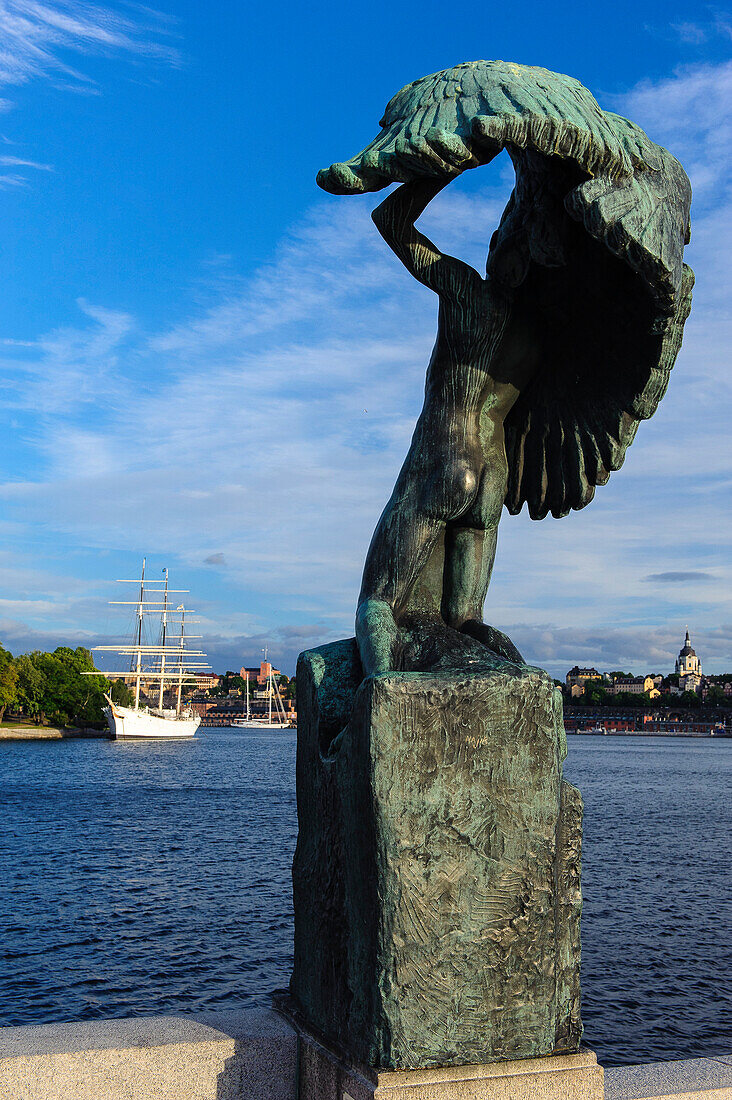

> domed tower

[{"left": 675, "top": 629, "right": 702, "bottom": 691}]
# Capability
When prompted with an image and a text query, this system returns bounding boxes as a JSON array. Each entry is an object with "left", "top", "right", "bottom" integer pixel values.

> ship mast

[
  {"left": 157, "top": 568, "right": 169, "bottom": 709},
  {"left": 264, "top": 646, "right": 272, "bottom": 724},
  {"left": 92, "top": 564, "right": 209, "bottom": 714},
  {"left": 175, "top": 606, "right": 186, "bottom": 716},
  {"left": 134, "top": 558, "right": 146, "bottom": 709}
]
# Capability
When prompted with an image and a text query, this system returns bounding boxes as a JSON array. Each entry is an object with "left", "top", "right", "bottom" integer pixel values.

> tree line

[
  {"left": 569, "top": 676, "right": 729, "bottom": 710},
  {"left": 0, "top": 644, "right": 132, "bottom": 729}
]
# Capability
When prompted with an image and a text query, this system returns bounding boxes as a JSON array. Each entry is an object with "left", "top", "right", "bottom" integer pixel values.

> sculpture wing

[
  {"left": 317, "top": 61, "right": 639, "bottom": 194},
  {"left": 502, "top": 260, "right": 694, "bottom": 519},
  {"left": 318, "top": 62, "right": 693, "bottom": 519},
  {"left": 498, "top": 125, "right": 693, "bottom": 518}
]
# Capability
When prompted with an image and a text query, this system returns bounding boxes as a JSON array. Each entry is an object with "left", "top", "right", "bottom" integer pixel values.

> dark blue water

[{"left": 0, "top": 732, "right": 729, "bottom": 1066}]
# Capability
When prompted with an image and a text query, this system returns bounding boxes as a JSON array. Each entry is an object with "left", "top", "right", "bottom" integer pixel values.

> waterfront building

[
  {"left": 240, "top": 660, "right": 282, "bottom": 685},
  {"left": 675, "top": 629, "right": 702, "bottom": 693},
  {"left": 565, "top": 666, "right": 602, "bottom": 697},
  {"left": 191, "top": 672, "right": 222, "bottom": 691},
  {"left": 611, "top": 675, "right": 659, "bottom": 698}
]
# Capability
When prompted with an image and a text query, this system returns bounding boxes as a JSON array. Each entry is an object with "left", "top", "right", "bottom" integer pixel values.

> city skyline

[{"left": 0, "top": 1, "right": 730, "bottom": 678}]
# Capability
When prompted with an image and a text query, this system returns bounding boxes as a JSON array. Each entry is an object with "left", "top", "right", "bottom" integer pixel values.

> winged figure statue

[{"left": 317, "top": 61, "right": 694, "bottom": 678}]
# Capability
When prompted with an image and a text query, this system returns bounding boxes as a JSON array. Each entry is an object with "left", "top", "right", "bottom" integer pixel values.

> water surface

[{"left": 1, "top": 730, "right": 729, "bottom": 1066}]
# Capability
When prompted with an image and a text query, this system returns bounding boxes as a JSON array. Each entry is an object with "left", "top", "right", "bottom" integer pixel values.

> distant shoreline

[
  {"left": 567, "top": 730, "right": 730, "bottom": 739},
  {"left": 0, "top": 727, "right": 107, "bottom": 741}
]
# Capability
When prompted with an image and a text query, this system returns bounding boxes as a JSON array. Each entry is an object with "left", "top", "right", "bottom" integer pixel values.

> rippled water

[{"left": 0, "top": 731, "right": 729, "bottom": 1066}]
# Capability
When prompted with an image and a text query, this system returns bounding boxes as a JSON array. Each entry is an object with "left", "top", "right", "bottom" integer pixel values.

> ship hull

[
  {"left": 105, "top": 703, "right": 200, "bottom": 740},
  {"left": 230, "top": 719, "right": 291, "bottom": 729}
]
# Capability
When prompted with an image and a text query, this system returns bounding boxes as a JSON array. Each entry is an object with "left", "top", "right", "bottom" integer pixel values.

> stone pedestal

[
  {"left": 296, "top": 1024, "right": 603, "bottom": 1100},
  {"left": 290, "top": 639, "right": 583, "bottom": 1070}
]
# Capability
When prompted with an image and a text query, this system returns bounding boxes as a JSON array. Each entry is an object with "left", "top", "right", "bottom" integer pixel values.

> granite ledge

[
  {"left": 0, "top": 1008, "right": 729, "bottom": 1100},
  {"left": 0, "top": 1006, "right": 297, "bottom": 1100},
  {"left": 605, "top": 1057, "right": 732, "bottom": 1100}
]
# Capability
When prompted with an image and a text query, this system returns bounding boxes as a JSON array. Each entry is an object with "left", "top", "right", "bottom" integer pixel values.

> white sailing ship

[
  {"left": 231, "top": 652, "right": 291, "bottom": 729},
  {"left": 93, "top": 560, "right": 209, "bottom": 740}
]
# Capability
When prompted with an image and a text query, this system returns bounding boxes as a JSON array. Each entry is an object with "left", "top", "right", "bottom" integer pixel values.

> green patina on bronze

[
  {"left": 289, "top": 61, "right": 693, "bottom": 1071},
  {"left": 290, "top": 637, "right": 583, "bottom": 1068},
  {"left": 317, "top": 59, "right": 693, "bottom": 678}
]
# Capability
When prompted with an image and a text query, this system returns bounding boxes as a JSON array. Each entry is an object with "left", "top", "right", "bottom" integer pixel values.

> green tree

[
  {"left": 109, "top": 678, "right": 134, "bottom": 707},
  {"left": 654, "top": 692, "right": 676, "bottom": 707},
  {"left": 705, "top": 685, "right": 726, "bottom": 707},
  {"left": 32, "top": 647, "right": 108, "bottom": 727},
  {"left": 679, "top": 690, "right": 702, "bottom": 709},
  {"left": 0, "top": 645, "right": 18, "bottom": 722},
  {"left": 611, "top": 691, "right": 650, "bottom": 708},
  {"left": 278, "top": 675, "right": 296, "bottom": 699},
  {"left": 15, "top": 654, "right": 45, "bottom": 722},
  {"left": 219, "top": 672, "right": 245, "bottom": 695},
  {"left": 585, "top": 683, "right": 608, "bottom": 706}
]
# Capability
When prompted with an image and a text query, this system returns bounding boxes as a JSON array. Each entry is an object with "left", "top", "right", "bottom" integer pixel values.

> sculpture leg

[
  {"left": 441, "top": 457, "right": 525, "bottom": 665},
  {"left": 441, "top": 523, "right": 498, "bottom": 628},
  {"left": 441, "top": 439, "right": 507, "bottom": 628},
  {"left": 441, "top": 523, "right": 523, "bottom": 663},
  {"left": 357, "top": 448, "right": 481, "bottom": 674},
  {"left": 356, "top": 506, "right": 445, "bottom": 676}
]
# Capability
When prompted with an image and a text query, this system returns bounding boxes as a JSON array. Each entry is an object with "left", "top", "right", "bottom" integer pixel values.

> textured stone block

[
  {"left": 297, "top": 1026, "right": 603, "bottom": 1100},
  {"left": 290, "top": 640, "right": 583, "bottom": 1069}
]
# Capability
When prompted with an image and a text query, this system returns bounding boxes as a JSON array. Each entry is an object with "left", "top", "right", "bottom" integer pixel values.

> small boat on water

[
  {"left": 92, "top": 560, "right": 209, "bottom": 740},
  {"left": 231, "top": 654, "right": 291, "bottom": 729}
]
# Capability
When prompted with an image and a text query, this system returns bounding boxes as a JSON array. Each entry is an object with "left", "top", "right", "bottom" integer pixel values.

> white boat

[
  {"left": 91, "top": 560, "right": 209, "bottom": 741},
  {"left": 231, "top": 652, "right": 291, "bottom": 729},
  {"left": 103, "top": 699, "right": 200, "bottom": 740}
]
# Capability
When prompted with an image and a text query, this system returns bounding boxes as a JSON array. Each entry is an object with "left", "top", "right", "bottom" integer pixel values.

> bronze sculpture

[
  {"left": 318, "top": 61, "right": 694, "bottom": 678},
  {"left": 287, "top": 63, "right": 693, "bottom": 1080}
]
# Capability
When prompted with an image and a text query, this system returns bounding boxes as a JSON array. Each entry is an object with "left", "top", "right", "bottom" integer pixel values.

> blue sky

[{"left": 0, "top": 0, "right": 729, "bottom": 677}]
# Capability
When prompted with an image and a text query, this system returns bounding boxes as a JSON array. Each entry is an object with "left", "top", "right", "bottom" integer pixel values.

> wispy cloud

[
  {"left": 0, "top": 61, "right": 730, "bottom": 675},
  {"left": 0, "top": 1, "right": 180, "bottom": 184},
  {"left": 668, "top": 13, "right": 732, "bottom": 45},
  {"left": 0, "top": 1, "right": 180, "bottom": 93},
  {"left": 0, "top": 153, "right": 52, "bottom": 169},
  {"left": 615, "top": 59, "right": 732, "bottom": 208},
  {"left": 510, "top": 623, "right": 732, "bottom": 679}
]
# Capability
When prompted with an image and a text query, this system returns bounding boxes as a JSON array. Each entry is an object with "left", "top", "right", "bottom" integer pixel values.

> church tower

[{"left": 675, "top": 629, "right": 702, "bottom": 692}]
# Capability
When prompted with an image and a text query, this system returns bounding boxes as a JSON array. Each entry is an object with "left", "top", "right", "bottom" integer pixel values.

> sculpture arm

[{"left": 371, "top": 179, "right": 482, "bottom": 296}]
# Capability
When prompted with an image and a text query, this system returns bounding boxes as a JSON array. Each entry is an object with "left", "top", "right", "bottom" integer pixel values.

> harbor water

[{"left": 0, "top": 731, "right": 729, "bottom": 1066}]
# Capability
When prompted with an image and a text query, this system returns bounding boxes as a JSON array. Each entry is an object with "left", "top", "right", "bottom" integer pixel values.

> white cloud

[
  {"left": 0, "top": 153, "right": 51, "bottom": 168},
  {"left": 0, "top": 1, "right": 179, "bottom": 182},
  {"left": 0, "top": 1, "right": 179, "bottom": 92},
  {"left": 0, "top": 63, "right": 730, "bottom": 676},
  {"left": 614, "top": 59, "right": 732, "bottom": 209},
  {"left": 511, "top": 622, "right": 732, "bottom": 680},
  {"left": 668, "top": 15, "right": 732, "bottom": 46}
]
